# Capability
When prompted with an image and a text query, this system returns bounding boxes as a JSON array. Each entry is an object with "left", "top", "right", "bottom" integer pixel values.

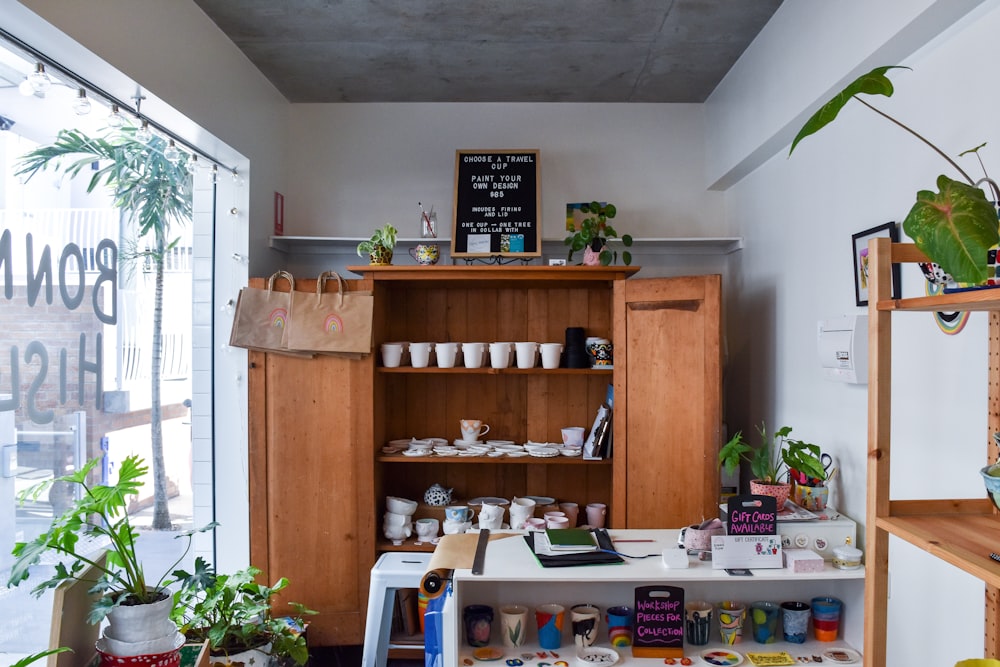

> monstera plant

[{"left": 790, "top": 65, "right": 1000, "bottom": 285}]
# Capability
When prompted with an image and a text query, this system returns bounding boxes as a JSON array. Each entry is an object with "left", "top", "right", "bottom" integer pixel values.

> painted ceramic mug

[{"left": 409, "top": 243, "right": 440, "bottom": 265}]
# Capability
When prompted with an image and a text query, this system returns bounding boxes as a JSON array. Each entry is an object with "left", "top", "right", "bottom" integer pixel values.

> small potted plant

[
  {"left": 564, "top": 201, "right": 634, "bottom": 266},
  {"left": 8, "top": 455, "right": 217, "bottom": 659},
  {"left": 718, "top": 424, "right": 827, "bottom": 508},
  {"left": 171, "top": 559, "right": 316, "bottom": 665},
  {"left": 790, "top": 65, "right": 1000, "bottom": 287},
  {"left": 357, "top": 223, "right": 398, "bottom": 265}
]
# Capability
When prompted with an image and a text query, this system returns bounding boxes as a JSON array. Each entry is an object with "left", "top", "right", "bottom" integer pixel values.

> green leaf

[
  {"left": 622, "top": 250, "right": 633, "bottom": 266},
  {"left": 789, "top": 66, "right": 909, "bottom": 155},
  {"left": 604, "top": 204, "right": 617, "bottom": 218},
  {"left": 902, "top": 175, "right": 1000, "bottom": 284}
]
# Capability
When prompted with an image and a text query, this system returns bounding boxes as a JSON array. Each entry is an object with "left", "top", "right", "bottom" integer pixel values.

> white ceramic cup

[
  {"left": 460, "top": 419, "right": 490, "bottom": 441},
  {"left": 559, "top": 502, "right": 579, "bottom": 527},
  {"left": 509, "top": 497, "right": 536, "bottom": 529},
  {"left": 462, "top": 342, "right": 486, "bottom": 368},
  {"left": 479, "top": 503, "right": 504, "bottom": 530},
  {"left": 415, "top": 517, "right": 439, "bottom": 540},
  {"left": 436, "top": 342, "right": 459, "bottom": 368},
  {"left": 490, "top": 341, "right": 513, "bottom": 369},
  {"left": 409, "top": 342, "right": 434, "bottom": 368},
  {"left": 561, "top": 426, "right": 585, "bottom": 446},
  {"left": 383, "top": 511, "right": 411, "bottom": 527},
  {"left": 442, "top": 519, "right": 472, "bottom": 535},
  {"left": 381, "top": 342, "right": 406, "bottom": 368},
  {"left": 514, "top": 341, "right": 539, "bottom": 368},
  {"left": 546, "top": 515, "right": 569, "bottom": 529},
  {"left": 586, "top": 502, "right": 607, "bottom": 528},
  {"left": 540, "top": 342, "right": 563, "bottom": 369},
  {"left": 524, "top": 517, "right": 547, "bottom": 531},
  {"left": 383, "top": 522, "right": 411, "bottom": 544}
]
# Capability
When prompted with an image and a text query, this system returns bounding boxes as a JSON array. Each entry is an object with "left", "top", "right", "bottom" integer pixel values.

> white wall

[
  {"left": 285, "top": 103, "right": 727, "bottom": 242},
  {"left": 711, "top": 0, "right": 1000, "bottom": 663}
]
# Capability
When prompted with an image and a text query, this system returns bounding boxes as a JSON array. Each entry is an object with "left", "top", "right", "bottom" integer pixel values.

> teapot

[{"left": 424, "top": 483, "right": 453, "bottom": 506}]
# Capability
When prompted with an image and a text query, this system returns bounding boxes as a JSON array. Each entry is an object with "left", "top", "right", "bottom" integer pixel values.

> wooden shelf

[
  {"left": 349, "top": 263, "right": 639, "bottom": 285},
  {"left": 876, "top": 505, "right": 1000, "bottom": 587},
  {"left": 377, "top": 454, "right": 610, "bottom": 464},
  {"left": 377, "top": 367, "right": 613, "bottom": 375}
]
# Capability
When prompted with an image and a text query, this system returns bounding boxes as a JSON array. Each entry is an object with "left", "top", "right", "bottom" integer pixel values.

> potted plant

[
  {"left": 564, "top": 201, "right": 634, "bottom": 266},
  {"left": 789, "top": 65, "right": 1000, "bottom": 286},
  {"left": 8, "top": 455, "right": 216, "bottom": 658},
  {"left": 718, "top": 424, "right": 828, "bottom": 508},
  {"left": 171, "top": 559, "right": 315, "bottom": 665},
  {"left": 357, "top": 223, "right": 398, "bottom": 265}
]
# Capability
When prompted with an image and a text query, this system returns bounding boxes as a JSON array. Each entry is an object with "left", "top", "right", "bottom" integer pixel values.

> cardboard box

[
  {"left": 783, "top": 548, "right": 824, "bottom": 573},
  {"left": 711, "top": 535, "right": 783, "bottom": 569}
]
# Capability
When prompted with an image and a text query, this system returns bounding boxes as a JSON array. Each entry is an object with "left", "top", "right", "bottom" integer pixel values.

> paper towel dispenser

[{"left": 817, "top": 315, "right": 868, "bottom": 384}]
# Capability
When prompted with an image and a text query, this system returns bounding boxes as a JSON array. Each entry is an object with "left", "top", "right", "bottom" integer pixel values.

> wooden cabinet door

[
  {"left": 248, "top": 277, "right": 374, "bottom": 646},
  {"left": 613, "top": 275, "right": 722, "bottom": 528}
]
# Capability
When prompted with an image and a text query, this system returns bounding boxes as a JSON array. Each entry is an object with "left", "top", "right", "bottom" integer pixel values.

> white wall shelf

[{"left": 268, "top": 236, "right": 743, "bottom": 256}]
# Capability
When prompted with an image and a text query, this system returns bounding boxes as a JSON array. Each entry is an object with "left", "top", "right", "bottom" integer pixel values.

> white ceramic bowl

[
  {"left": 408, "top": 439, "right": 434, "bottom": 450},
  {"left": 386, "top": 496, "right": 418, "bottom": 515}
]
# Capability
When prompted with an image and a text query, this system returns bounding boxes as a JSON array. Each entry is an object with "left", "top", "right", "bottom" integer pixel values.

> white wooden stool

[{"left": 362, "top": 551, "right": 432, "bottom": 667}]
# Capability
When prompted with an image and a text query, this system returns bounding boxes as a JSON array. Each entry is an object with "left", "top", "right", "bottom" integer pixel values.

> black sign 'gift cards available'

[{"left": 726, "top": 494, "right": 778, "bottom": 535}]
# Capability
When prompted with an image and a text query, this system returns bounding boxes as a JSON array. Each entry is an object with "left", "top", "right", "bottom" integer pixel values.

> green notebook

[{"left": 545, "top": 528, "right": 598, "bottom": 551}]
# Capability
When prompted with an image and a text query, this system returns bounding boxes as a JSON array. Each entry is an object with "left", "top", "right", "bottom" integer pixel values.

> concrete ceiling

[{"left": 191, "top": 0, "right": 783, "bottom": 103}]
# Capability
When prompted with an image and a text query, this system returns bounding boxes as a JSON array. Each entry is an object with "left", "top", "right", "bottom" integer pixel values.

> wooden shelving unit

[{"left": 865, "top": 238, "right": 1000, "bottom": 666}]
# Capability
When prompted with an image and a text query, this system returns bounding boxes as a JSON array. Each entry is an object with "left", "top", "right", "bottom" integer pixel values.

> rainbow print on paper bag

[
  {"left": 324, "top": 313, "right": 345, "bottom": 333},
  {"left": 269, "top": 308, "right": 288, "bottom": 329}
]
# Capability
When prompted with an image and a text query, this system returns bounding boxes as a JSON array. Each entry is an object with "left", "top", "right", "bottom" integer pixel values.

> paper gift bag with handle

[
  {"left": 285, "top": 271, "right": 374, "bottom": 354},
  {"left": 229, "top": 271, "right": 311, "bottom": 356}
]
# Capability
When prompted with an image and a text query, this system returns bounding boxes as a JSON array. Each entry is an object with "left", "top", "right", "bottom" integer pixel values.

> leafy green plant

[
  {"left": 8, "top": 455, "right": 216, "bottom": 624},
  {"left": 718, "top": 424, "right": 827, "bottom": 485},
  {"left": 18, "top": 128, "right": 193, "bottom": 530},
  {"left": 564, "top": 201, "right": 634, "bottom": 265},
  {"left": 171, "top": 559, "right": 316, "bottom": 665},
  {"left": 356, "top": 223, "right": 398, "bottom": 257},
  {"left": 10, "top": 648, "right": 72, "bottom": 667},
  {"left": 790, "top": 65, "right": 1000, "bottom": 285}
]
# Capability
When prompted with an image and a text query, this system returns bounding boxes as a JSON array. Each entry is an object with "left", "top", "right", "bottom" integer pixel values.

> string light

[
  {"left": 135, "top": 120, "right": 152, "bottom": 143},
  {"left": 27, "top": 62, "right": 51, "bottom": 93},
  {"left": 163, "top": 139, "right": 181, "bottom": 164},
  {"left": 71, "top": 88, "right": 91, "bottom": 116},
  {"left": 17, "top": 77, "right": 33, "bottom": 96},
  {"left": 107, "top": 104, "right": 125, "bottom": 128}
]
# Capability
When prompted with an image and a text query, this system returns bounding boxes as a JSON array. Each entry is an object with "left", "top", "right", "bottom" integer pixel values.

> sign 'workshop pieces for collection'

[{"left": 452, "top": 149, "right": 541, "bottom": 258}]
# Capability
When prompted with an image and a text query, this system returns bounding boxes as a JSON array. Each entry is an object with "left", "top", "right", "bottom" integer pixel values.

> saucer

[
  {"left": 529, "top": 446, "right": 559, "bottom": 457},
  {"left": 468, "top": 496, "right": 510, "bottom": 506},
  {"left": 402, "top": 449, "right": 431, "bottom": 457}
]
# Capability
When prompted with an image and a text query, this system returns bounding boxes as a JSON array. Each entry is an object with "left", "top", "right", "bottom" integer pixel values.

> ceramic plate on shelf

[
  {"left": 575, "top": 646, "right": 620, "bottom": 666},
  {"left": 559, "top": 447, "right": 582, "bottom": 456},
  {"left": 529, "top": 446, "right": 559, "bottom": 457},
  {"left": 401, "top": 449, "right": 431, "bottom": 457},
  {"left": 505, "top": 451, "right": 529, "bottom": 458},
  {"left": 523, "top": 496, "right": 555, "bottom": 506},
  {"left": 700, "top": 649, "right": 743, "bottom": 666},
  {"left": 468, "top": 496, "right": 510, "bottom": 506},
  {"left": 822, "top": 649, "right": 861, "bottom": 664}
]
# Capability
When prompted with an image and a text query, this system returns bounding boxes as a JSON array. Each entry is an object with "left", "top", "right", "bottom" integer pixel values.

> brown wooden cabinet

[{"left": 248, "top": 267, "right": 722, "bottom": 645}]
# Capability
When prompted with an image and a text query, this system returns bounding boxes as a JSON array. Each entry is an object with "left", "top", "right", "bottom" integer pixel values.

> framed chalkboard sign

[{"left": 452, "top": 149, "right": 541, "bottom": 258}]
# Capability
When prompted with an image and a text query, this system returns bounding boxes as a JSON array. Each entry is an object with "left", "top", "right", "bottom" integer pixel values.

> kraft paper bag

[
  {"left": 229, "top": 271, "right": 312, "bottom": 357},
  {"left": 285, "top": 271, "right": 374, "bottom": 355}
]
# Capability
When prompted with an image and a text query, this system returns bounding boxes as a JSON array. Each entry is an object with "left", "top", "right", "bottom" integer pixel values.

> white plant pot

[
  {"left": 97, "top": 631, "right": 184, "bottom": 658},
  {"left": 104, "top": 593, "right": 176, "bottom": 643},
  {"left": 208, "top": 643, "right": 272, "bottom": 666}
]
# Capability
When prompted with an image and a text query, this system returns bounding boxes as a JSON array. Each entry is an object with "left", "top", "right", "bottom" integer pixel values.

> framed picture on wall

[{"left": 852, "top": 221, "right": 901, "bottom": 306}]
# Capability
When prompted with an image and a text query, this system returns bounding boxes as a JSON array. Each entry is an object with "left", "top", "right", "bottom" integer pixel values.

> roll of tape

[{"left": 419, "top": 567, "right": 453, "bottom": 599}]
